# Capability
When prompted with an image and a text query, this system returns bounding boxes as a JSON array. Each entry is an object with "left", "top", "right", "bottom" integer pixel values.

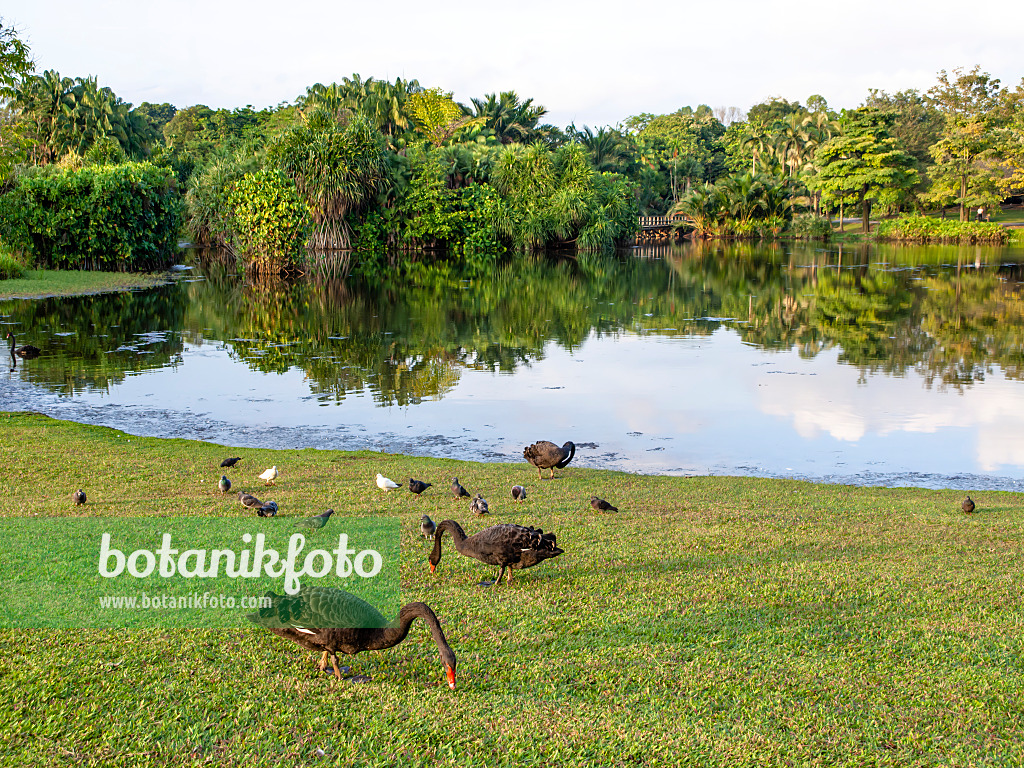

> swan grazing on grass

[
  {"left": 249, "top": 586, "right": 457, "bottom": 689},
  {"left": 429, "top": 520, "right": 563, "bottom": 586}
]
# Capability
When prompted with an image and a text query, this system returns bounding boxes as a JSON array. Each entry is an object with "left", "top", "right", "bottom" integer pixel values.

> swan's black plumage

[
  {"left": 6, "top": 332, "right": 40, "bottom": 359},
  {"left": 523, "top": 441, "right": 576, "bottom": 479},
  {"left": 429, "top": 520, "right": 563, "bottom": 585}
]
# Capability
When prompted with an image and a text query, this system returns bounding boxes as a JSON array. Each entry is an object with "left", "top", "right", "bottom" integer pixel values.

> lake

[{"left": 4, "top": 239, "right": 1024, "bottom": 491}]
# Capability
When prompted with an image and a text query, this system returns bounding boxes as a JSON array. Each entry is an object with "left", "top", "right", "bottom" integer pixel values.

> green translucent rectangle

[{"left": 0, "top": 517, "right": 399, "bottom": 628}]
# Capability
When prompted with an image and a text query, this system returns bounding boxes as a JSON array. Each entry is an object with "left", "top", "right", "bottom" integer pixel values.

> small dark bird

[
  {"left": 470, "top": 494, "right": 489, "bottom": 515},
  {"left": 409, "top": 478, "right": 432, "bottom": 495},
  {"left": 238, "top": 491, "right": 263, "bottom": 510},
  {"left": 220, "top": 457, "right": 243, "bottom": 468},
  {"left": 590, "top": 495, "right": 618, "bottom": 512},
  {"left": 511, "top": 485, "right": 526, "bottom": 502},
  {"left": 72, "top": 489, "right": 86, "bottom": 506},
  {"left": 299, "top": 509, "right": 334, "bottom": 530},
  {"left": 962, "top": 496, "right": 976, "bottom": 514},
  {"left": 450, "top": 477, "right": 470, "bottom": 499},
  {"left": 219, "top": 475, "right": 231, "bottom": 493},
  {"left": 258, "top": 500, "right": 279, "bottom": 517},
  {"left": 6, "top": 331, "right": 41, "bottom": 359},
  {"left": 524, "top": 440, "right": 576, "bottom": 479},
  {"left": 420, "top": 515, "right": 436, "bottom": 539}
]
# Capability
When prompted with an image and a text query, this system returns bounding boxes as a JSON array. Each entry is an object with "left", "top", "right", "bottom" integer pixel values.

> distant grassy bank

[
  {"left": 0, "top": 411, "right": 1022, "bottom": 766},
  {"left": 0, "top": 268, "right": 171, "bottom": 300}
]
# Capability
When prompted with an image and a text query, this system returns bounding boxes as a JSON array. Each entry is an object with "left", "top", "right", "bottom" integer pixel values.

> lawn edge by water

[
  {"left": 2, "top": 410, "right": 1022, "bottom": 767},
  {"left": 0, "top": 269, "right": 173, "bottom": 299}
]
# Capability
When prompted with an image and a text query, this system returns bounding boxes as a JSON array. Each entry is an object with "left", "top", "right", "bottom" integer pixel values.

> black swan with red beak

[
  {"left": 250, "top": 586, "right": 457, "bottom": 689},
  {"left": 6, "top": 331, "right": 40, "bottom": 359},
  {"left": 429, "top": 519, "right": 564, "bottom": 586}
]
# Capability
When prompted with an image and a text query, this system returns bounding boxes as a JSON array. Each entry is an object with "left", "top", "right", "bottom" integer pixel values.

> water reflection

[{"left": 3, "top": 241, "right": 1024, "bottom": 488}]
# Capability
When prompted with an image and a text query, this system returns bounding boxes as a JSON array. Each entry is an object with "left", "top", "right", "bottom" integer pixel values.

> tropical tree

[
  {"left": 466, "top": 91, "right": 547, "bottom": 144},
  {"left": 269, "top": 107, "right": 392, "bottom": 249},
  {"left": 407, "top": 88, "right": 481, "bottom": 147},
  {"left": 926, "top": 67, "right": 1007, "bottom": 220},
  {"left": 0, "top": 20, "right": 34, "bottom": 175},
  {"left": 813, "top": 108, "right": 918, "bottom": 233}
]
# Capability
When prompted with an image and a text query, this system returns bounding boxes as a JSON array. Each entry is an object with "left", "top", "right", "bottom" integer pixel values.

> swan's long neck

[
  {"left": 366, "top": 601, "right": 450, "bottom": 653},
  {"left": 429, "top": 519, "right": 468, "bottom": 567}
]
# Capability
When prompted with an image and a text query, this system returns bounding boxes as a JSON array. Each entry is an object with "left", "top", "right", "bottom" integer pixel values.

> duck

[
  {"left": 259, "top": 466, "right": 279, "bottom": 486},
  {"left": 450, "top": 477, "right": 470, "bottom": 499},
  {"left": 590, "top": 495, "right": 618, "bottom": 512},
  {"left": 962, "top": 496, "right": 976, "bottom": 514},
  {"left": 409, "top": 478, "right": 432, "bottom": 495},
  {"left": 470, "top": 494, "right": 489, "bottom": 515},
  {"left": 219, "top": 475, "right": 231, "bottom": 493},
  {"left": 71, "top": 489, "right": 87, "bottom": 506},
  {"left": 6, "top": 331, "right": 40, "bottom": 359},
  {"left": 429, "top": 520, "right": 564, "bottom": 586},
  {"left": 523, "top": 440, "right": 576, "bottom": 479},
  {"left": 248, "top": 585, "right": 456, "bottom": 689},
  {"left": 376, "top": 473, "right": 400, "bottom": 491},
  {"left": 511, "top": 485, "right": 527, "bottom": 502}
]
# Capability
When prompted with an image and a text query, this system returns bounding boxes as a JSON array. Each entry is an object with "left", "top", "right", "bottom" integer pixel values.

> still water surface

[{"left": 4, "top": 241, "right": 1024, "bottom": 490}]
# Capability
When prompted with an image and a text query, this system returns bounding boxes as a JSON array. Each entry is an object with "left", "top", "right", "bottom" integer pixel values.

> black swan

[
  {"left": 524, "top": 441, "right": 576, "bottom": 479},
  {"left": 450, "top": 477, "right": 470, "bottom": 498},
  {"left": 590, "top": 496, "right": 618, "bottom": 512},
  {"left": 429, "top": 519, "right": 564, "bottom": 586},
  {"left": 409, "top": 478, "right": 432, "bottom": 495},
  {"left": 420, "top": 515, "right": 436, "bottom": 539},
  {"left": 962, "top": 497, "right": 976, "bottom": 514},
  {"left": 249, "top": 586, "right": 456, "bottom": 689},
  {"left": 220, "top": 457, "right": 243, "bottom": 468},
  {"left": 6, "top": 332, "right": 40, "bottom": 359},
  {"left": 511, "top": 485, "right": 527, "bottom": 502}
]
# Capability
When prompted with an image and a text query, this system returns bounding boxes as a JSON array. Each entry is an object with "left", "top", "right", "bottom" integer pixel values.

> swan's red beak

[
  {"left": 429, "top": 563, "right": 436, "bottom": 573},
  {"left": 445, "top": 665, "right": 456, "bottom": 690}
]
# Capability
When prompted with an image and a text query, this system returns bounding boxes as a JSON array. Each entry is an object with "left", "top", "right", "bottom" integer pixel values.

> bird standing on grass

[
  {"left": 450, "top": 478, "right": 470, "bottom": 499},
  {"left": 239, "top": 491, "right": 263, "bottom": 510},
  {"left": 376, "top": 473, "right": 400, "bottom": 491},
  {"left": 258, "top": 501, "right": 278, "bottom": 517},
  {"left": 420, "top": 515, "right": 436, "bottom": 539},
  {"left": 429, "top": 520, "right": 563, "bottom": 586},
  {"left": 72, "top": 489, "right": 87, "bottom": 506},
  {"left": 248, "top": 585, "right": 457, "bottom": 688},
  {"left": 470, "top": 494, "right": 489, "bottom": 515},
  {"left": 299, "top": 509, "right": 335, "bottom": 530},
  {"left": 511, "top": 485, "right": 526, "bottom": 502},
  {"left": 590, "top": 496, "right": 618, "bottom": 512},
  {"left": 523, "top": 440, "right": 576, "bottom": 479},
  {"left": 409, "top": 478, "right": 432, "bottom": 495},
  {"left": 221, "top": 457, "right": 242, "bottom": 468},
  {"left": 259, "top": 466, "right": 279, "bottom": 486},
  {"left": 219, "top": 475, "right": 231, "bottom": 493},
  {"left": 962, "top": 496, "right": 976, "bottom": 514}
]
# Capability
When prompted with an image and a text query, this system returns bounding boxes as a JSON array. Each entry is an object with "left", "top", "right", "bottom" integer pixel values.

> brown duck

[
  {"left": 249, "top": 586, "right": 456, "bottom": 689},
  {"left": 429, "top": 519, "right": 564, "bottom": 586},
  {"left": 523, "top": 440, "right": 575, "bottom": 479}
]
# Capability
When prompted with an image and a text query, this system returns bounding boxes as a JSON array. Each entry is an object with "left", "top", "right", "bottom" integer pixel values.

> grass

[
  {"left": 0, "top": 269, "right": 171, "bottom": 300},
  {"left": 1, "top": 411, "right": 1022, "bottom": 766}
]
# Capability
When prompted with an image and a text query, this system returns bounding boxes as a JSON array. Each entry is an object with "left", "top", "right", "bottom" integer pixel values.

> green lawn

[
  {"left": 0, "top": 411, "right": 1021, "bottom": 766},
  {"left": 0, "top": 269, "right": 171, "bottom": 300}
]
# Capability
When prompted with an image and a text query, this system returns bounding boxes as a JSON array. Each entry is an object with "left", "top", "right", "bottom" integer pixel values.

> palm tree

[{"left": 466, "top": 91, "right": 547, "bottom": 144}]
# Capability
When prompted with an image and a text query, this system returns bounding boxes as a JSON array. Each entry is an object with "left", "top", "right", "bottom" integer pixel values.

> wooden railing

[{"left": 638, "top": 216, "right": 682, "bottom": 230}]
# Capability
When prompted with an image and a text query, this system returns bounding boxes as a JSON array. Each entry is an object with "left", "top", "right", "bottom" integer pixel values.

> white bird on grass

[
  {"left": 259, "top": 466, "right": 279, "bottom": 485},
  {"left": 376, "top": 473, "right": 400, "bottom": 491}
]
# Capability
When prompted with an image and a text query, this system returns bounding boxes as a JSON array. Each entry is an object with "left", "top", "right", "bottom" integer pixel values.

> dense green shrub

[
  {"left": 788, "top": 212, "right": 833, "bottom": 240},
  {"left": 876, "top": 214, "right": 1008, "bottom": 244},
  {"left": 0, "top": 162, "right": 182, "bottom": 270},
  {"left": 228, "top": 169, "right": 311, "bottom": 273},
  {"left": 0, "top": 247, "right": 26, "bottom": 279}
]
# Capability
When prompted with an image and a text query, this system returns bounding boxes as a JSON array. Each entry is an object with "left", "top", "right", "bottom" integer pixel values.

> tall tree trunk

[
  {"left": 861, "top": 193, "right": 871, "bottom": 235},
  {"left": 959, "top": 173, "right": 968, "bottom": 223},
  {"left": 839, "top": 200, "right": 844, "bottom": 233}
]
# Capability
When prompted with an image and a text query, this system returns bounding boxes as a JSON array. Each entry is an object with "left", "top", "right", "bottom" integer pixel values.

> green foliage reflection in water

[{"left": 7, "top": 243, "right": 1024, "bottom": 402}]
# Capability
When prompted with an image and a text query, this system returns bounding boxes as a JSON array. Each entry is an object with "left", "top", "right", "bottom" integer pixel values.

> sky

[{"left": 6, "top": 0, "right": 1024, "bottom": 129}]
